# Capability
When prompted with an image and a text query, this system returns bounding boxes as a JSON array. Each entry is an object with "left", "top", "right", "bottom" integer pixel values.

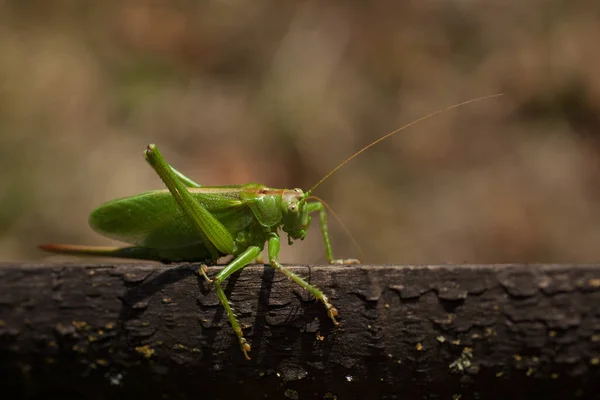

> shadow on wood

[{"left": 0, "top": 262, "right": 599, "bottom": 399}]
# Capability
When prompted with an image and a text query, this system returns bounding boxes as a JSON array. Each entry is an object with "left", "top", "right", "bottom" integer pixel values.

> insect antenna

[
  {"left": 306, "top": 195, "right": 364, "bottom": 261},
  {"left": 307, "top": 93, "right": 503, "bottom": 194}
]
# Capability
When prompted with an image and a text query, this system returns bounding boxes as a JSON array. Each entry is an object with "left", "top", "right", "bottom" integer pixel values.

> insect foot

[
  {"left": 240, "top": 339, "right": 251, "bottom": 360},
  {"left": 330, "top": 258, "right": 361, "bottom": 265},
  {"left": 321, "top": 295, "right": 340, "bottom": 326},
  {"left": 196, "top": 264, "right": 213, "bottom": 283}
]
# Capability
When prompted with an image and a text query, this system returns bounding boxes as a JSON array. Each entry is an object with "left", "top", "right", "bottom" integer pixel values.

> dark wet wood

[{"left": 1, "top": 262, "right": 599, "bottom": 399}]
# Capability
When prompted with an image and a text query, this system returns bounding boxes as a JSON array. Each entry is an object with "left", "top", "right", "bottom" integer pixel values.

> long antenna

[{"left": 308, "top": 93, "right": 503, "bottom": 194}]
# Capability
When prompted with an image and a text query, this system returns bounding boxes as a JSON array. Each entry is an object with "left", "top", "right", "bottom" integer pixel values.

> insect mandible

[{"left": 39, "top": 93, "right": 502, "bottom": 359}]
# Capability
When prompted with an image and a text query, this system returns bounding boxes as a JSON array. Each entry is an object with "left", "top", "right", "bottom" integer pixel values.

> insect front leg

[
  {"left": 266, "top": 232, "right": 339, "bottom": 325},
  {"left": 307, "top": 201, "right": 360, "bottom": 265},
  {"left": 212, "top": 245, "right": 262, "bottom": 360}
]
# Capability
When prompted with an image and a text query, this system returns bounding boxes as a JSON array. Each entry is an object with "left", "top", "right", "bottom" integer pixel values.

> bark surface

[{"left": 1, "top": 262, "right": 599, "bottom": 399}]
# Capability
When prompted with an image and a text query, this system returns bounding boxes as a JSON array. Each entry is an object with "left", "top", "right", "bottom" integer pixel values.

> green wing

[{"left": 89, "top": 189, "right": 254, "bottom": 250}]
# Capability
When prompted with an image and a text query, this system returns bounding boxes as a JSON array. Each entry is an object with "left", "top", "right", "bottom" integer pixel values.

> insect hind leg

[{"left": 171, "top": 166, "right": 202, "bottom": 188}]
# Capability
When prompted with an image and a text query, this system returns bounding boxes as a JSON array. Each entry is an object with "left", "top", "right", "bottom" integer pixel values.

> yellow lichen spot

[
  {"left": 590, "top": 357, "right": 599, "bottom": 365},
  {"left": 485, "top": 327, "right": 496, "bottom": 337},
  {"left": 384, "top": 304, "right": 390, "bottom": 309},
  {"left": 436, "top": 336, "right": 446, "bottom": 343},
  {"left": 135, "top": 345, "right": 155, "bottom": 359},
  {"left": 97, "top": 329, "right": 104, "bottom": 336},
  {"left": 173, "top": 344, "right": 186, "bottom": 350},
  {"left": 449, "top": 347, "right": 473, "bottom": 373},
  {"left": 72, "top": 321, "right": 88, "bottom": 331},
  {"left": 526, "top": 368, "right": 533, "bottom": 376},
  {"left": 471, "top": 333, "right": 480, "bottom": 339},
  {"left": 88, "top": 335, "right": 98, "bottom": 342},
  {"left": 105, "top": 322, "right": 115, "bottom": 330},
  {"left": 141, "top": 321, "right": 150, "bottom": 327},
  {"left": 162, "top": 297, "right": 173, "bottom": 304},
  {"left": 451, "top": 339, "right": 461, "bottom": 346},
  {"left": 72, "top": 344, "right": 86, "bottom": 353},
  {"left": 513, "top": 354, "right": 522, "bottom": 362},
  {"left": 589, "top": 278, "right": 600, "bottom": 288},
  {"left": 316, "top": 333, "right": 325, "bottom": 341},
  {"left": 549, "top": 330, "right": 557, "bottom": 337},
  {"left": 531, "top": 356, "right": 539, "bottom": 363},
  {"left": 496, "top": 371, "right": 504, "bottom": 378},
  {"left": 96, "top": 359, "right": 108, "bottom": 366},
  {"left": 453, "top": 394, "right": 462, "bottom": 400},
  {"left": 88, "top": 270, "right": 95, "bottom": 276},
  {"left": 416, "top": 343, "right": 423, "bottom": 351},
  {"left": 551, "top": 373, "right": 559, "bottom": 379}
]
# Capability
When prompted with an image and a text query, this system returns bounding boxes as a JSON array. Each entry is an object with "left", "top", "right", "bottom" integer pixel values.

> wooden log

[{"left": 0, "top": 262, "right": 599, "bottom": 399}]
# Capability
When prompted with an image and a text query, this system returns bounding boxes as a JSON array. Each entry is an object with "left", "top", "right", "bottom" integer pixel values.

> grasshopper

[{"left": 39, "top": 94, "right": 501, "bottom": 359}]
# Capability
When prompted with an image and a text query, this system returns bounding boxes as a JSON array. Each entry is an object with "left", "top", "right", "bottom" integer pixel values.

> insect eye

[
  {"left": 288, "top": 203, "right": 297, "bottom": 212},
  {"left": 294, "top": 188, "right": 301, "bottom": 193}
]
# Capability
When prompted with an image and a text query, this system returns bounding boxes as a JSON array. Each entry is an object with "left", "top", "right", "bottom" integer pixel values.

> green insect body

[
  {"left": 40, "top": 145, "right": 353, "bottom": 360},
  {"left": 39, "top": 94, "right": 502, "bottom": 360}
]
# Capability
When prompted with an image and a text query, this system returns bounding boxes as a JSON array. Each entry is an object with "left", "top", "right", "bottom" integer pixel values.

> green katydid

[{"left": 39, "top": 93, "right": 502, "bottom": 359}]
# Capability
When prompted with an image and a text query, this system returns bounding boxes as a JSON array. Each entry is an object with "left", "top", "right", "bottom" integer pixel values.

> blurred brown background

[{"left": 1, "top": 1, "right": 600, "bottom": 265}]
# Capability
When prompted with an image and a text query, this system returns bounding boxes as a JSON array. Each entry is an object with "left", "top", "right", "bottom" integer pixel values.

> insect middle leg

[
  {"left": 212, "top": 245, "right": 262, "bottom": 360},
  {"left": 266, "top": 232, "right": 340, "bottom": 325}
]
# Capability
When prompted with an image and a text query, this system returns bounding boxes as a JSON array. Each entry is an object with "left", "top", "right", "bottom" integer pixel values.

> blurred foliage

[{"left": 1, "top": 0, "right": 600, "bottom": 264}]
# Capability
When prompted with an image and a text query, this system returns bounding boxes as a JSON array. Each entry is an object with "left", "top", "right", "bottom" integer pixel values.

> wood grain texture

[{"left": 1, "top": 262, "right": 599, "bottom": 399}]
